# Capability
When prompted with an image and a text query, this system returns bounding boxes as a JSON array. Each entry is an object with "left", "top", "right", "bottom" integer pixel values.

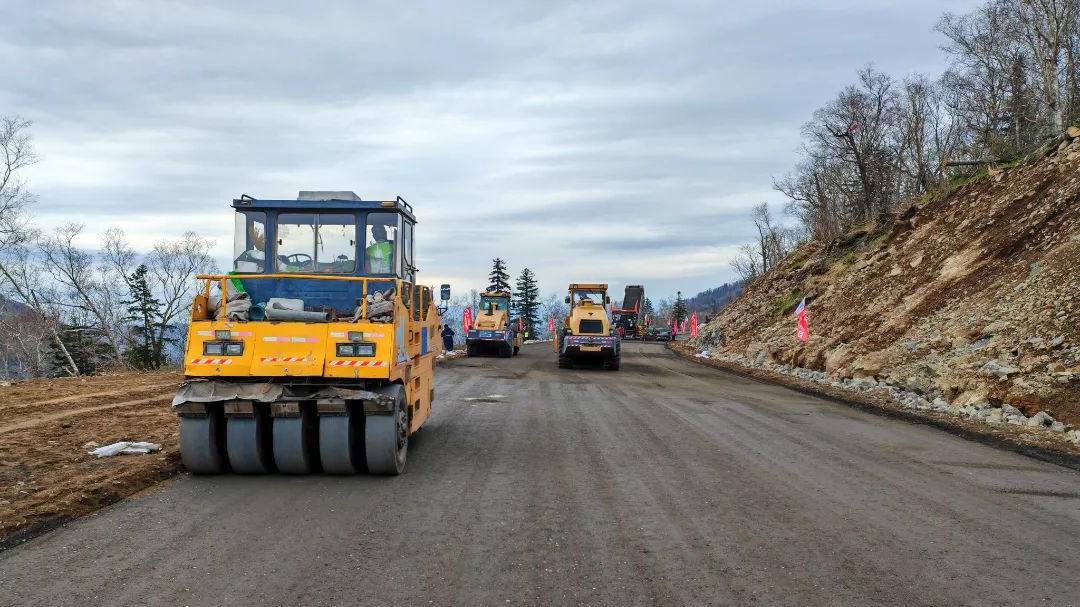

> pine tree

[
  {"left": 487, "top": 258, "right": 511, "bottom": 292},
  {"left": 642, "top": 297, "right": 655, "bottom": 320},
  {"left": 671, "top": 290, "right": 688, "bottom": 327},
  {"left": 123, "top": 264, "right": 165, "bottom": 370},
  {"left": 513, "top": 268, "right": 540, "bottom": 339}
]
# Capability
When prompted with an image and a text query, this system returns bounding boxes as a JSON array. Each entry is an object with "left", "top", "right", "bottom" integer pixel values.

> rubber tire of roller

[
  {"left": 273, "top": 411, "right": 317, "bottom": 474},
  {"left": 180, "top": 415, "right": 225, "bottom": 474},
  {"left": 319, "top": 413, "right": 361, "bottom": 475},
  {"left": 365, "top": 384, "right": 407, "bottom": 475},
  {"left": 226, "top": 416, "right": 271, "bottom": 474}
]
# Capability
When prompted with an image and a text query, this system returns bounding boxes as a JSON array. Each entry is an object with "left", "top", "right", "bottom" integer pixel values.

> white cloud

[{"left": 5, "top": 0, "right": 981, "bottom": 299}]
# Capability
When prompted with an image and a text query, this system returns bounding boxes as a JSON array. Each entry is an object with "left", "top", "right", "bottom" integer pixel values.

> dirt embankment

[
  {"left": 0, "top": 372, "right": 182, "bottom": 548},
  {"left": 694, "top": 131, "right": 1080, "bottom": 428}
]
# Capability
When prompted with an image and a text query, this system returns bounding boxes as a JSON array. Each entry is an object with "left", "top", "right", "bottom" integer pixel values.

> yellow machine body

[
  {"left": 556, "top": 283, "right": 620, "bottom": 369},
  {"left": 465, "top": 290, "right": 523, "bottom": 357}
]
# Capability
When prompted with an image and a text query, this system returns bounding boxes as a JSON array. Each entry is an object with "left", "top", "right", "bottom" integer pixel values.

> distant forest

[{"left": 685, "top": 282, "right": 743, "bottom": 316}]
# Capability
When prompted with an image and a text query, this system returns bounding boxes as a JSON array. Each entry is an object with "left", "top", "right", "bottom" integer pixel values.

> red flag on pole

[
  {"left": 547, "top": 316, "right": 556, "bottom": 333},
  {"left": 462, "top": 307, "right": 474, "bottom": 334},
  {"left": 689, "top": 311, "right": 699, "bottom": 337},
  {"left": 795, "top": 298, "right": 809, "bottom": 342}
]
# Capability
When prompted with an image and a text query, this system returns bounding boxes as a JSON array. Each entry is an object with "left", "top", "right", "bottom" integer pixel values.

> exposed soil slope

[{"left": 695, "top": 133, "right": 1080, "bottom": 426}]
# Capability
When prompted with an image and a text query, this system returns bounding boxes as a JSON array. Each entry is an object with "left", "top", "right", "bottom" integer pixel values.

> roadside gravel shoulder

[{"left": 669, "top": 342, "right": 1080, "bottom": 471}]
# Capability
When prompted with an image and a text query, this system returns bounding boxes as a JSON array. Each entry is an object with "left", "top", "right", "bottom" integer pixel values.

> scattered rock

[
  {"left": 980, "top": 360, "right": 1019, "bottom": 380},
  {"left": 1027, "top": 411, "right": 1055, "bottom": 428}
]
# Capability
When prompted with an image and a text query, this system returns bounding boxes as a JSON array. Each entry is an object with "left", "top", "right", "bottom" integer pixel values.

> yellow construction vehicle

[
  {"left": 555, "top": 283, "right": 620, "bottom": 370},
  {"left": 173, "top": 191, "right": 449, "bottom": 475},
  {"left": 465, "top": 290, "right": 523, "bottom": 357}
]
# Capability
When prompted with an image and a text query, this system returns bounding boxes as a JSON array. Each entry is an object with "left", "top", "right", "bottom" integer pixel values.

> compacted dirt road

[{"left": 1, "top": 343, "right": 1079, "bottom": 606}]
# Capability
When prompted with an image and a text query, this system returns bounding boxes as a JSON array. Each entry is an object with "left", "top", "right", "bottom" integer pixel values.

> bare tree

[
  {"left": 730, "top": 203, "right": 802, "bottom": 282},
  {"left": 38, "top": 223, "right": 127, "bottom": 366},
  {"left": 146, "top": 231, "right": 216, "bottom": 363},
  {"left": 1012, "top": 0, "right": 1079, "bottom": 135},
  {"left": 0, "top": 116, "right": 37, "bottom": 252}
]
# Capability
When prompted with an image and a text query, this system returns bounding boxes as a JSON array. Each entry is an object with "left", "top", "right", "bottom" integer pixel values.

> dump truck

[
  {"left": 174, "top": 191, "right": 449, "bottom": 475},
  {"left": 465, "top": 290, "right": 523, "bottom": 357},
  {"left": 555, "top": 283, "right": 620, "bottom": 370},
  {"left": 611, "top": 284, "right": 644, "bottom": 339}
]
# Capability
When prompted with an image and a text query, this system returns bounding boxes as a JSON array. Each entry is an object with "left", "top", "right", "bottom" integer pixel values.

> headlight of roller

[{"left": 336, "top": 343, "right": 375, "bottom": 357}]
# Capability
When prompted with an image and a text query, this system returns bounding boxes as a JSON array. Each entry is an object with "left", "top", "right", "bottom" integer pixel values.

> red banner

[
  {"left": 689, "top": 311, "right": 699, "bottom": 337},
  {"left": 795, "top": 298, "right": 809, "bottom": 342},
  {"left": 547, "top": 317, "right": 556, "bottom": 333},
  {"left": 463, "top": 307, "right": 474, "bottom": 333}
]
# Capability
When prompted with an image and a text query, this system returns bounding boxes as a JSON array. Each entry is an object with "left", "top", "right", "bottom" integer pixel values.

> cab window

[
  {"left": 366, "top": 213, "right": 399, "bottom": 275},
  {"left": 233, "top": 211, "right": 266, "bottom": 272}
]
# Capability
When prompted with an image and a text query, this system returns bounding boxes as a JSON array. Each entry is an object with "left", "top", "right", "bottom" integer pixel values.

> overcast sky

[{"left": 2, "top": 0, "right": 980, "bottom": 301}]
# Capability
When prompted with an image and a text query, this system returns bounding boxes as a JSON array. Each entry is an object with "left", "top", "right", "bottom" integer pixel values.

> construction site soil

[
  {"left": 0, "top": 352, "right": 471, "bottom": 549},
  {"left": 0, "top": 372, "right": 181, "bottom": 548}
]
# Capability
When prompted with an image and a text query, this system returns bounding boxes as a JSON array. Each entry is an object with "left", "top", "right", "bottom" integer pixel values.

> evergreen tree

[
  {"left": 123, "top": 264, "right": 165, "bottom": 370},
  {"left": 671, "top": 290, "right": 688, "bottom": 327},
  {"left": 642, "top": 297, "right": 656, "bottom": 320},
  {"left": 487, "top": 258, "right": 511, "bottom": 292},
  {"left": 513, "top": 268, "right": 540, "bottom": 339}
]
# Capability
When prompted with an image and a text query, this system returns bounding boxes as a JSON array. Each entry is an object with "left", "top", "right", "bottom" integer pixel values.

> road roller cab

[{"left": 174, "top": 191, "right": 448, "bottom": 475}]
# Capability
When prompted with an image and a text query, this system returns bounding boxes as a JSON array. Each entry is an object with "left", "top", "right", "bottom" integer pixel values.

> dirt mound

[
  {"left": 695, "top": 133, "right": 1080, "bottom": 425},
  {"left": 0, "top": 371, "right": 181, "bottom": 548}
]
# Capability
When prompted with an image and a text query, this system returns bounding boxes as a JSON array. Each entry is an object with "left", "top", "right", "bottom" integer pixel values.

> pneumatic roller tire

[
  {"left": 366, "top": 384, "right": 408, "bottom": 475},
  {"left": 180, "top": 415, "right": 225, "bottom": 474},
  {"left": 226, "top": 415, "right": 272, "bottom": 474},
  {"left": 319, "top": 412, "right": 362, "bottom": 475},
  {"left": 273, "top": 409, "right": 319, "bottom": 474}
]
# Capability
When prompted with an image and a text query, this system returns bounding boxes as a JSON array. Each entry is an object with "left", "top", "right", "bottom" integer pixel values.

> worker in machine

[
  {"left": 441, "top": 324, "right": 455, "bottom": 351},
  {"left": 366, "top": 224, "right": 393, "bottom": 274}
]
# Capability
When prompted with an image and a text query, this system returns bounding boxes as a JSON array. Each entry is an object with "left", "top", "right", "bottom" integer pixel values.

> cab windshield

[
  {"left": 480, "top": 296, "right": 509, "bottom": 313},
  {"left": 275, "top": 213, "right": 357, "bottom": 273},
  {"left": 572, "top": 291, "right": 605, "bottom": 306}
]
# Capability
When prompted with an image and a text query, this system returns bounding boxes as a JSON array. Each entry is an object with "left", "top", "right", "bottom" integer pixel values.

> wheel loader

[
  {"left": 555, "top": 283, "right": 620, "bottom": 370},
  {"left": 465, "top": 290, "right": 523, "bottom": 357},
  {"left": 173, "top": 191, "right": 449, "bottom": 475}
]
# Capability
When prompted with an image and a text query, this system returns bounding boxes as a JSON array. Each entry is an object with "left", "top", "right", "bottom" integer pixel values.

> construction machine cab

[
  {"left": 480, "top": 293, "right": 510, "bottom": 315},
  {"left": 232, "top": 191, "right": 416, "bottom": 282}
]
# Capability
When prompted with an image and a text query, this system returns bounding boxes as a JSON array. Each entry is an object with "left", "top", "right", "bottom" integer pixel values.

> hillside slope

[{"left": 694, "top": 132, "right": 1080, "bottom": 427}]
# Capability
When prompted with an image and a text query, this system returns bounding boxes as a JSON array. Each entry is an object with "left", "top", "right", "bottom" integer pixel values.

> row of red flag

[{"left": 464, "top": 299, "right": 808, "bottom": 343}]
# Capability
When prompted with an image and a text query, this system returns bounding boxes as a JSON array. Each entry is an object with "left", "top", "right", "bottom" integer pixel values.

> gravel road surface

[{"left": 2, "top": 342, "right": 1078, "bottom": 606}]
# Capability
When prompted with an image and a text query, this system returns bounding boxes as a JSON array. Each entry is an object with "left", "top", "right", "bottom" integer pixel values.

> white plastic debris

[{"left": 89, "top": 441, "right": 162, "bottom": 457}]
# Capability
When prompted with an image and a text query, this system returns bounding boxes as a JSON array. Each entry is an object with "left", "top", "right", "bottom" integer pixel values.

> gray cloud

[{"left": 2, "top": 0, "right": 981, "bottom": 299}]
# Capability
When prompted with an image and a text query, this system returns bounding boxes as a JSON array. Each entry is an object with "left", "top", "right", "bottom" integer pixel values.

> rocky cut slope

[{"left": 694, "top": 131, "right": 1080, "bottom": 427}]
